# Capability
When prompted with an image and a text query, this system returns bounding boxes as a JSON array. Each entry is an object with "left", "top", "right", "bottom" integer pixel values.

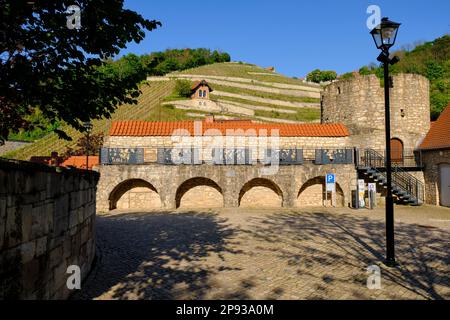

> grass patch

[
  {"left": 162, "top": 94, "right": 190, "bottom": 102},
  {"left": 146, "top": 104, "right": 205, "bottom": 121}
]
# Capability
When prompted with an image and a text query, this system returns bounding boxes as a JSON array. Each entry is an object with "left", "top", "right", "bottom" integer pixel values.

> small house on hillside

[{"left": 191, "top": 80, "right": 213, "bottom": 100}]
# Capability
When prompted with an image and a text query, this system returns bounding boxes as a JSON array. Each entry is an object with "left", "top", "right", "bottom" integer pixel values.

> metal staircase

[{"left": 357, "top": 149, "right": 424, "bottom": 205}]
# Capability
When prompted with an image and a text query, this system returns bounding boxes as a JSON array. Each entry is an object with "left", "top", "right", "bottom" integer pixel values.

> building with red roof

[
  {"left": 94, "top": 74, "right": 439, "bottom": 212},
  {"left": 190, "top": 80, "right": 213, "bottom": 100},
  {"left": 419, "top": 103, "right": 450, "bottom": 206}
]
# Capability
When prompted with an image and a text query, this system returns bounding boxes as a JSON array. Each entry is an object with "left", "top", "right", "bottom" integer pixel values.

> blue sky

[{"left": 121, "top": 0, "right": 450, "bottom": 77}]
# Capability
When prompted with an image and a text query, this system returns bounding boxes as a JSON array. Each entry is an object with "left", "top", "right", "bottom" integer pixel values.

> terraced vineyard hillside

[
  {"left": 5, "top": 62, "right": 323, "bottom": 160},
  {"left": 153, "top": 62, "right": 323, "bottom": 123},
  {"left": 5, "top": 81, "right": 183, "bottom": 160}
]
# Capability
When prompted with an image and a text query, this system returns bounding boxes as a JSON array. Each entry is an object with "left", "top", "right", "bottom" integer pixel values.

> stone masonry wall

[
  {"left": 321, "top": 74, "right": 430, "bottom": 151},
  {"left": 105, "top": 135, "right": 351, "bottom": 164},
  {"left": 239, "top": 187, "right": 282, "bottom": 208},
  {"left": 179, "top": 186, "right": 224, "bottom": 208},
  {"left": 116, "top": 187, "right": 161, "bottom": 210},
  {"left": 0, "top": 159, "right": 99, "bottom": 299},
  {"left": 422, "top": 149, "right": 450, "bottom": 206},
  {"left": 96, "top": 163, "right": 357, "bottom": 212},
  {"left": 105, "top": 135, "right": 350, "bottom": 150}
]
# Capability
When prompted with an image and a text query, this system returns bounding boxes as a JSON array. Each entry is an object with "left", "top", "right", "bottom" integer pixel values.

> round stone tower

[{"left": 321, "top": 73, "right": 430, "bottom": 151}]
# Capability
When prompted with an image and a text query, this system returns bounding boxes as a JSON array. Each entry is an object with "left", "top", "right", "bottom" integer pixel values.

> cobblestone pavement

[{"left": 73, "top": 205, "right": 450, "bottom": 300}]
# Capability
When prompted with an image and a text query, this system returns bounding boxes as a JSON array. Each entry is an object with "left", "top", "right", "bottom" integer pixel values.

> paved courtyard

[{"left": 73, "top": 205, "right": 450, "bottom": 300}]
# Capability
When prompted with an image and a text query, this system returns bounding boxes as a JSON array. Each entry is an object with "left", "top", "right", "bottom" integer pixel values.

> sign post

[
  {"left": 358, "top": 179, "right": 366, "bottom": 209},
  {"left": 326, "top": 174, "right": 336, "bottom": 207},
  {"left": 368, "top": 183, "right": 377, "bottom": 209}
]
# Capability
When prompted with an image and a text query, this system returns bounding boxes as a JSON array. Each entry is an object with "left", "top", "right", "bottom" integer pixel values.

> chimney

[{"left": 205, "top": 114, "right": 215, "bottom": 123}]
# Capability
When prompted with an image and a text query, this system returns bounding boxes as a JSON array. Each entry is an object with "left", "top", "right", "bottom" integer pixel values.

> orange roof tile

[
  {"left": 109, "top": 120, "right": 350, "bottom": 137},
  {"left": 29, "top": 155, "right": 98, "bottom": 169},
  {"left": 420, "top": 103, "right": 450, "bottom": 150},
  {"left": 61, "top": 156, "right": 99, "bottom": 169}
]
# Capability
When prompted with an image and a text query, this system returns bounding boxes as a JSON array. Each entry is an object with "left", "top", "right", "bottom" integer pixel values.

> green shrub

[
  {"left": 174, "top": 79, "right": 192, "bottom": 98},
  {"left": 306, "top": 69, "right": 337, "bottom": 83}
]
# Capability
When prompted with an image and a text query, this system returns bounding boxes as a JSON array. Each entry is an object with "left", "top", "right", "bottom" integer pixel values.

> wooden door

[{"left": 390, "top": 138, "right": 403, "bottom": 164}]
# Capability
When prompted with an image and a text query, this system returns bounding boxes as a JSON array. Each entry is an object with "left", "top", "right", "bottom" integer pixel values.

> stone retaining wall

[{"left": 0, "top": 159, "right": 99, "bottom": 299}]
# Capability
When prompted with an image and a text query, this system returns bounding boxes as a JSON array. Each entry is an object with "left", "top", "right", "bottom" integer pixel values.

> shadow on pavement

[
  {"left": 242, "top": 210, "right": 450, "bottom": 299},
  {"left": 73, "top": 210, "right": 236, "bottom": 300}
]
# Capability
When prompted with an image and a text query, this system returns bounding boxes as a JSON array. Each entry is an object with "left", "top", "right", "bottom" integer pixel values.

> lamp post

[
  {"left": 370, "top": 17, "right": 401, "bottom": 267},
  {"left": 83, "top": 121, "right": 93, "bottom": 170}
]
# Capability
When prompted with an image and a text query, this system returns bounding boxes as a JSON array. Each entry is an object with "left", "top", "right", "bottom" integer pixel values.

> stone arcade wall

[
  {"left": 321, "top": 74, "right": 430, "bottom": 150},
  {"left": 0, "top": 159, "right": 99, "bottom": 299},
  {"left": 96, "top": 163, "right": 357, "bottom": 212}
]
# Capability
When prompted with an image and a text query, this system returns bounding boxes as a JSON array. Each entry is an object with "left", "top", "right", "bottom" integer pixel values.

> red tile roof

[
  {"left": 420, "top": 103, "right": 450, "bottom": 150},
  {"left": 191, "top": 80, "right": 213, "bottom": 92},
  {"left": 61, "top": 156, "right": 99, "bottom": 169},
  {"left": 109, "top": 120, "right": 350, "bottom": 137}
]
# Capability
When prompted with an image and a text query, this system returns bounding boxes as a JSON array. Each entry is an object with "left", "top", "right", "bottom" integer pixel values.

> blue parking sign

[{"left": 326, "top": 174, "right": 335, "bottom": 183}]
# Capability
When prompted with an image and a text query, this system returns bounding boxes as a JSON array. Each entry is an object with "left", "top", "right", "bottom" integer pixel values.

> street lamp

[
  {"left": 83, "top": 121, "right": 93, "bottom": 170},
  {"left": 370, "top": 17, "right": 401, "bottom": 267}
]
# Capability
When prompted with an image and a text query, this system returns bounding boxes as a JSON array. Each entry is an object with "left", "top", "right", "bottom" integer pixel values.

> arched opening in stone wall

[
  {"left": 238, "top": 178, "right": 283, "bottom": 208},
  {"left": 176, "top": 177, "right": 224, "bottom": 208},
  {"left": 109, "top": 179, "right": 161, "bottom": 210},
  {"left": 296, "top": 176, "right": 345, "bottom": 207},
  {"left": 390, "top": 138, "right": 404, "bottom": 164}
]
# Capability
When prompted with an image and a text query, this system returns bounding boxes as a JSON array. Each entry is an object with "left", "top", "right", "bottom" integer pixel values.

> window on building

[
  {"left": 203, "top": 90, "right": 207, "bottom": 98},
  {"left": 198, "top": 90, "right": 203, "bottom": 98}
]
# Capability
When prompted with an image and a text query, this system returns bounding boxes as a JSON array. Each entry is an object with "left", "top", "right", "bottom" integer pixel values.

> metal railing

[
  {"left": 357, "top": 148, "right": 422, "bottom": 168},
  {"left": 357, "top": 149, "right": 424, "bottom": 203}
]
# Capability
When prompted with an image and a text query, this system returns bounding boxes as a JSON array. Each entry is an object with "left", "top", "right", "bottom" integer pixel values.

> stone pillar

[
  {"left": 160, "top": 188, "right": 176, "bottom": 209},
  {"left": 223, "top": 185, "right": 239, "bottom": 207},
  {"left": 282, "top": 188, "right": 296, "bottom": 207}
]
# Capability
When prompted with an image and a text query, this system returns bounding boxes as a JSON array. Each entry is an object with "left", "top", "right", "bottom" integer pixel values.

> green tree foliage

[
  {"left": 339, "top": 72, "right": 355, "bottom": 80},
  {"left": 150, "top": 48, "right": 231, "bottom": 75},
  {"left": 174, "top": 80, "right": 193, "bottom": 98},
  {"left": 359, "top": 66, "right": 372, "bottom": 75},
  {"left": 356, "top": 35, "right": 450, "bottom": 119},
  {"left": 8, "top": 109, "right": 60, "bottom": 141},
  {"left": 306, "top": 69, "right": 337, "bottom": 83},
  {"left": 0, "top": 0, "right": 161, "bottom": 143}
]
